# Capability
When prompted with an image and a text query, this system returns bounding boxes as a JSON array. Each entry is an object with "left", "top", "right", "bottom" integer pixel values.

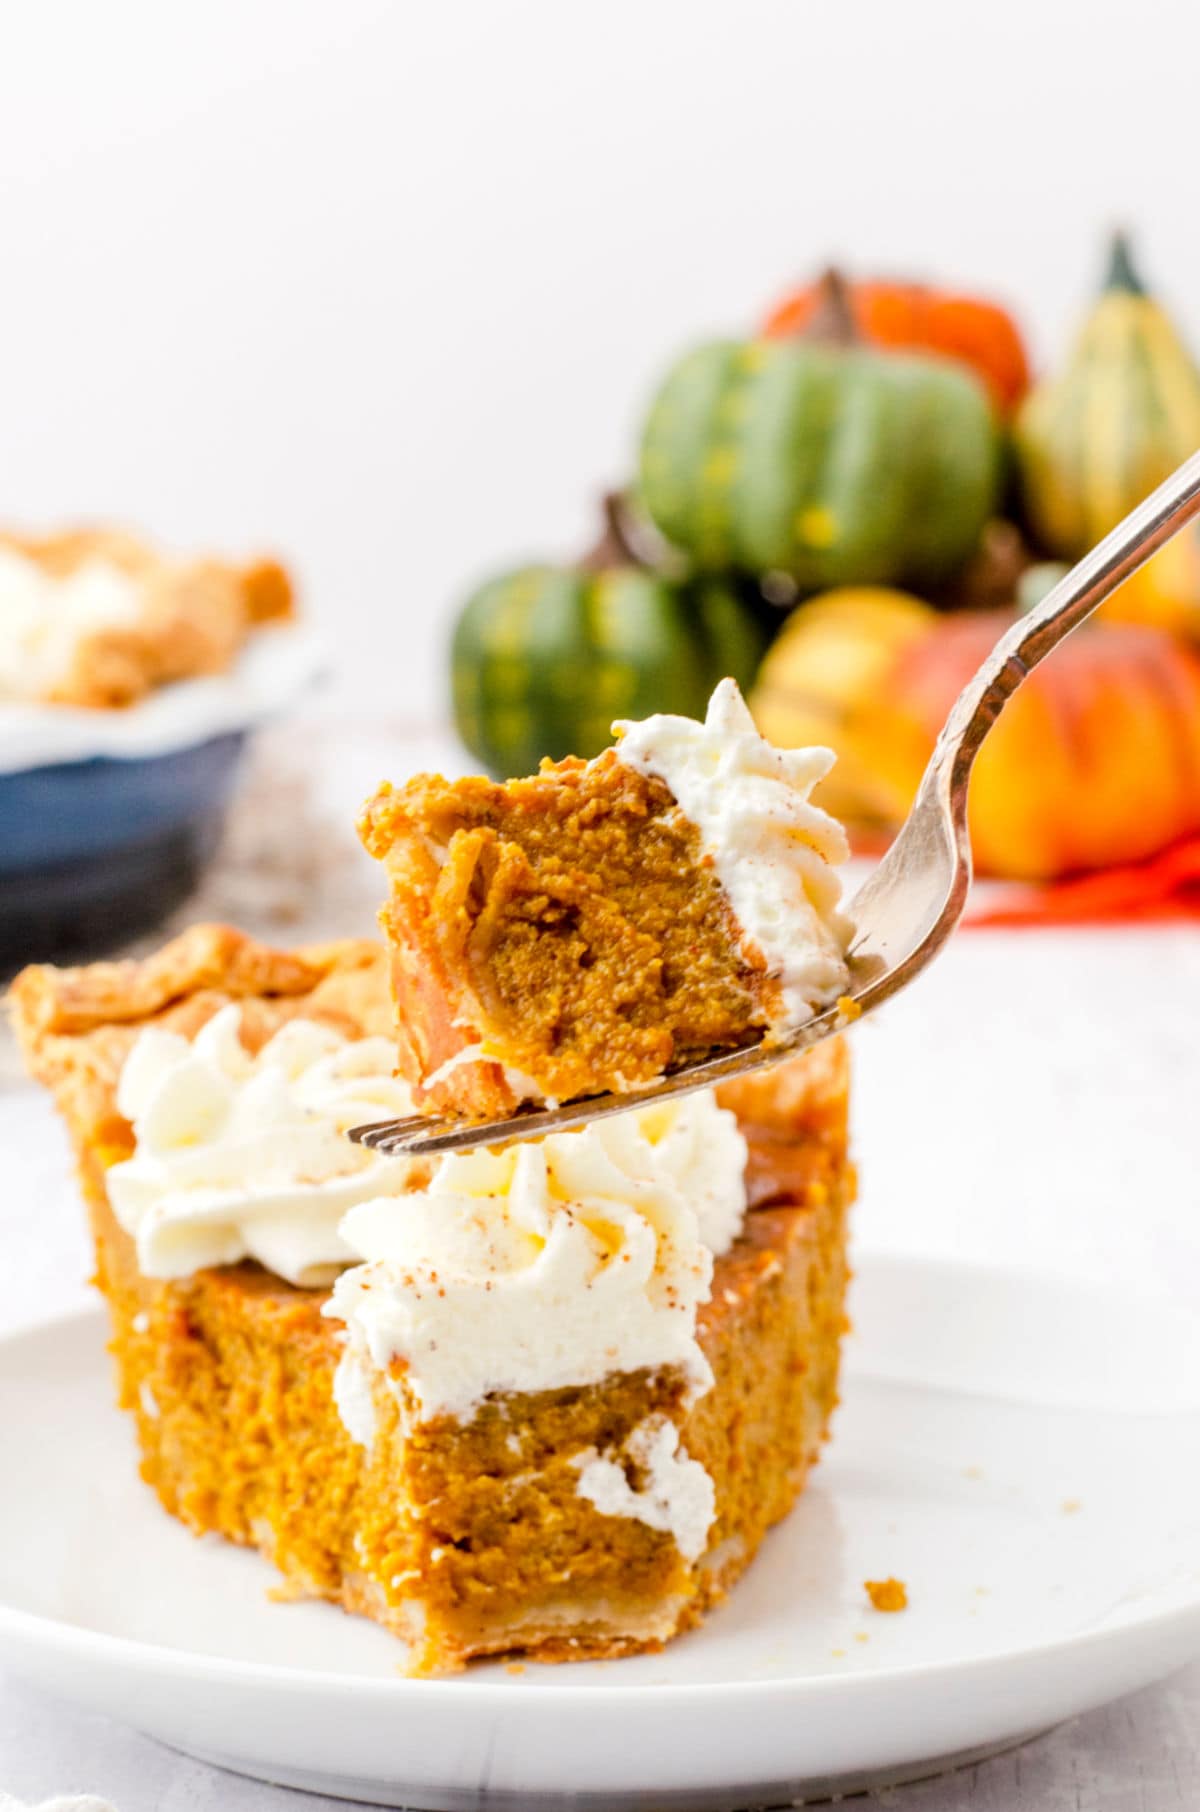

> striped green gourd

[
  {"left": 638, "top": 271, "right": 1001, "bottom": 591},
  {"left": 1015, "top": 232, "right": 1200, "bottom": 559},
  {"left": 452, "top": 498, "right": 769, "bottom": 778}
]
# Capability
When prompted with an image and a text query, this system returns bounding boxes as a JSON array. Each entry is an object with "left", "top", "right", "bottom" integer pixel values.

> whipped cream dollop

[
  {"left": 107, "top": 1005, "right": 419, "bottom": 1287},
  {"left": 325, "top": 1088, "right": 749, "bottom": 1431},
  {"left": 614, "top": 677, "right": 853, "bottom": 1027},
  {"left": 0, "top": 548, "right": 144, "bottom": 701}
]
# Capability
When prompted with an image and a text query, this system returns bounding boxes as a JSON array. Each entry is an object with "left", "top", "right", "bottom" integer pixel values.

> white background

[{"left": 3, "top": 0, "right": 1198, "bottom": 720}]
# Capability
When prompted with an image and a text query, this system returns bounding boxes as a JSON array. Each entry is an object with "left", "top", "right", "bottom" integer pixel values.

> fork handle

[{"left": 931, "top": 447, "right": 1200, "bottom": 795}]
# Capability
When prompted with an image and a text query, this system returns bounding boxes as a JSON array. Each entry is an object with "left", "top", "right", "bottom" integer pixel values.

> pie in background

[{"left": 0, "top": 527, "right": 294, "bottom": 709}]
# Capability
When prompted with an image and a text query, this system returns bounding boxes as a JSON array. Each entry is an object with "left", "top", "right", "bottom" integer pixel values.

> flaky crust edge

[{"left": 10, "top": 923, "right": 388, "bottom": 1155}]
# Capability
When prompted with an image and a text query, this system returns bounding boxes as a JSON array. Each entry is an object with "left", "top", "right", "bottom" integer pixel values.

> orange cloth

[{"left": 963, "top": 833, "right": 1200, "bottom": 929}]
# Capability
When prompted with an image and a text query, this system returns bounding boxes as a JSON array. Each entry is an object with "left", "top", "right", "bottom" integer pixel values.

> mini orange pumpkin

[
  {"left": 884, "top": 613, "right": 1200, "bottom": 879},
  {"left": 761, "top": 272, "right": 1031, "bottom": 414}
]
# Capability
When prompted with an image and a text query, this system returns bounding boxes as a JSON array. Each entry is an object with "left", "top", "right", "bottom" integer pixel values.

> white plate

[{"left": 0, "top": 1255, "right": 1197, "bottom": 1810}]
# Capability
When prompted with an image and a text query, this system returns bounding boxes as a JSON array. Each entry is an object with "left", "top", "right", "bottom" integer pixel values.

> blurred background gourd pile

[{"left": 450, "top": 233, "right": 1200, "bottom": 896}]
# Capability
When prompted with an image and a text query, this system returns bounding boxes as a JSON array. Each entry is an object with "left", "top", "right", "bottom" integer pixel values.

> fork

[{"left": 351, "top": 447, "right": 1200, "bottom": 1159}]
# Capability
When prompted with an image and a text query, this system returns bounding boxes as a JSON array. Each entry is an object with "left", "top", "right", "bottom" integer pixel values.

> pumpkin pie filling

[
  {"left": 13, "top": 923, "right": 854, "bottom": 1676},
  {"left": 361, "top": 678, "right": 853, "bottom": 1117}
]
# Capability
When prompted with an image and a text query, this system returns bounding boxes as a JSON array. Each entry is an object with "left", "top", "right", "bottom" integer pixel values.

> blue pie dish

[
  {"left": 0, "top": 626, "right": 323, "bottom": 974},
  {"left": 0, "top": 734, "right": 248, "bottom": 972}
]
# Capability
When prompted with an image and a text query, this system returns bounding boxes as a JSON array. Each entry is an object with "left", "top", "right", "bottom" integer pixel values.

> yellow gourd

[{"left": 749, "top": 588, "right": 936, "bottom": 832}]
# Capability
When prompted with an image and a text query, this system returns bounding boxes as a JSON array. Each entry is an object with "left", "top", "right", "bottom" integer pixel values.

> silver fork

[{"left": 351, "top": 447, "right": 1200, "bottom": 1159}]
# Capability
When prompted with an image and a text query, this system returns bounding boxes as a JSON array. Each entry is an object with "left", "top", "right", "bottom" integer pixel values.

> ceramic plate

[{"left": 0, "top": 1255, "right": 1197, "bottom": 1811}]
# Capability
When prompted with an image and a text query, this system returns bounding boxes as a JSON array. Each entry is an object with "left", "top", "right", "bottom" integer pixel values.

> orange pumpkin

[
  {"left": 761, "top": 273, "right": 1031, "bottom": 414},
  {"left": 883, "top": 613, "right": 1200, "bottom": 879}
]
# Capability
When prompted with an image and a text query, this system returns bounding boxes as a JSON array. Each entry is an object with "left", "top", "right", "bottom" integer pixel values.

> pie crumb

[
  {"left": 864, "top": 1576, "right": 908, "bottom": 1613},
  {"left": 267, "top": 1578, "right": 310, "bottom": 1604}
]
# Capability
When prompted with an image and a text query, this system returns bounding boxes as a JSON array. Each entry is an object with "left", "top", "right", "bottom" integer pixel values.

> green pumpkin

[
  {"left": 638, "top": 292, "right": 1001, "bottom": 591},
  {"left": 452, "top": 502, "right": 769, "bottom": 778}
]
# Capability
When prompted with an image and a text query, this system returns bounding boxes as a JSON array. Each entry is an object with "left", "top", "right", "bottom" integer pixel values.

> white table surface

[{"left": 1, "top": 718, "right": 1197, "bottom": 1810}]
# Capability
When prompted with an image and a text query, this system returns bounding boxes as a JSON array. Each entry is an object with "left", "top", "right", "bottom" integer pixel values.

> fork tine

[
  {"left": 348, "top": 988, "right": 874, "bottom": 1158},
  {"left": 348, "top": 1114, "right": 431, "bottom": 1139},
  {"left": 395, "top": 1103, "right": 602, "bottom": 1155},
  {"left": 349, "top": 1115, "right": 430, "bottom": 1136},
  {"left": 348, "top": 1114, "right": 454, "bottom": 1152},
  {"left": 365, "top": 1130, "right": 444, "bottom": 1156}
]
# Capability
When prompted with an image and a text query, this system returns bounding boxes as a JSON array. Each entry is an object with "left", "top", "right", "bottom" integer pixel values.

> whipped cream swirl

[
  {"left": 0, "top": 548, "right": 144, "bottom": 701},
  {"left": 325, "top": 1089, "right": 749, "bottom": 1429},
  {"left": 107, "top": 1005, "right": 419, "bottom": 1287},
  {"left": 614, "top": 677, "right": 852, "bottom": 1027}
]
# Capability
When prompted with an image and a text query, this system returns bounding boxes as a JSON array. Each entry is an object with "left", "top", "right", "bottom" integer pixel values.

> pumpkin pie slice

[
  {"left": 13, "top": 923, "right": 853, "bottom": 1676},
  {"left": 360, "top": 677, "right": 853, "bottom": 1118},
  {"left": 0, "top": 526, "right": 294, "bottom": 708}
]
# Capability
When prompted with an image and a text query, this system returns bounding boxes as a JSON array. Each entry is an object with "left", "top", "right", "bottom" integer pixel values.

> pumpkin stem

[
  {"left": 579, "top": 492, "right": 642, "bottom": 572},
  {"left": 800, "top": 268, "right": 860, "bottom": 347},
  {"left": 1104, "top": 230, "right": 1145, "bottom": 296}
]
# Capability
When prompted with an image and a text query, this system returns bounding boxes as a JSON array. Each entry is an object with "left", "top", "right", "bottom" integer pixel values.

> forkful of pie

[{"left": 348, "top": 449, "right": 1200, "bottom": 1159}]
